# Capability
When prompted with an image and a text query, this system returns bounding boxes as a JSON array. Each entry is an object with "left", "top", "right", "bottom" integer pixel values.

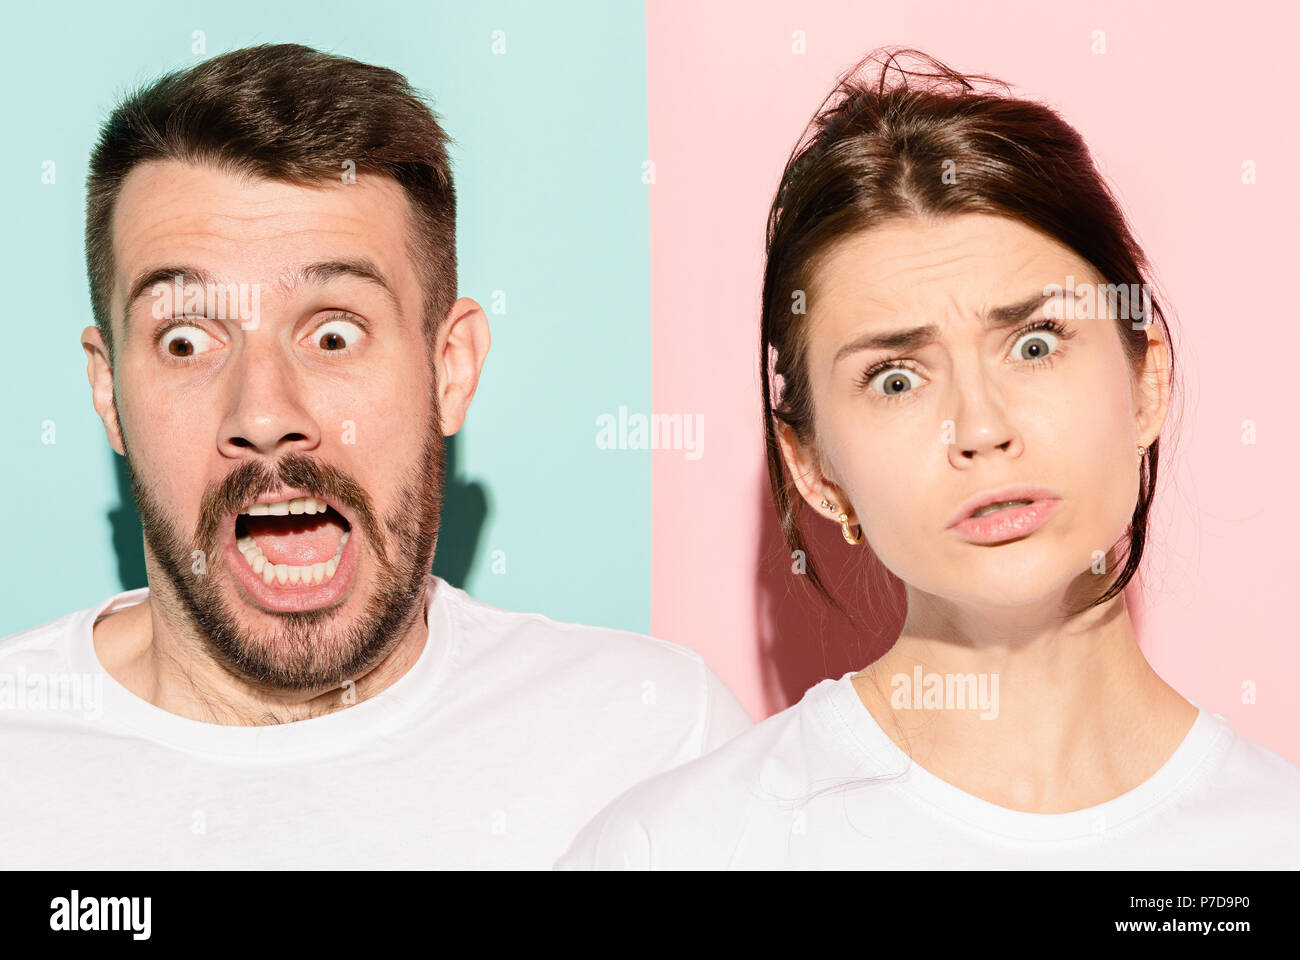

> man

[{"left": 0, "top": 43, "right": 751, "bottom": 868}]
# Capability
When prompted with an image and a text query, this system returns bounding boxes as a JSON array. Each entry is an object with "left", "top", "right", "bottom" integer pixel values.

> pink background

[{"left": 646, "top": 0, "right": 1300, "bottom": 762}]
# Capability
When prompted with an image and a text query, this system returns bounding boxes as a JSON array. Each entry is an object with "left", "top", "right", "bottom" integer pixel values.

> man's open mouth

[{"left": 231, "top": 495, "right": 353, "bottom": 587}]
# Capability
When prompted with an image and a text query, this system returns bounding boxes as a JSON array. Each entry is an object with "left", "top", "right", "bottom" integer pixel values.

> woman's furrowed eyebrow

[{"left": 831, "top": 289, "right": 1070, "bottom": 366}]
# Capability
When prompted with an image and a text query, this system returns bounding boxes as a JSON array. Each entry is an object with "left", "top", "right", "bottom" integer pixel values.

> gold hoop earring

[{"left": 820, "top": 498, "right": 863, "bottom": 545}]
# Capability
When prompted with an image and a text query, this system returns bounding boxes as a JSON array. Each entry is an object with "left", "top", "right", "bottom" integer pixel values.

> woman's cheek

[
  {"left": 850, "top": 476, "right": 918, "bottom": 566},
  {"left": 1068, "top": 385, "right": 1141, "bottom": 536}
]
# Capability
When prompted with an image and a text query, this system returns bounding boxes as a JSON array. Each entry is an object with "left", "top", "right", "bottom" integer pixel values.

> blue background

[{"left": 0, "top": 0, "right": 652, "bottom": 635}]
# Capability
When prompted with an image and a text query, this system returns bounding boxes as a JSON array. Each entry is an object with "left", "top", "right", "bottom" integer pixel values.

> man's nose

[{"left": 216, "top": 345, "right": 323, "bottom": 459}]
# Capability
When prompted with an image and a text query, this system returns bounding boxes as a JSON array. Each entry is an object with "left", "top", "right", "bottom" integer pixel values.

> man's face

[{"left": 95, "top": 159, "right": 446, "bottom": 691}]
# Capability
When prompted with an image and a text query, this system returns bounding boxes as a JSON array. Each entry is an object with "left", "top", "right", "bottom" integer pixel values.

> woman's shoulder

[
  {"left": 1164, "top": 710, "right": 1300, "bottom": 865},
  {"left": 1210, "top": 713, "right": 1300, "bottom": 803}
]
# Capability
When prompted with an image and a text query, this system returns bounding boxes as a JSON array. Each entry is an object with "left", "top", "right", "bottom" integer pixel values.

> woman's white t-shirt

[{"left": 555, "top": 671, "right": 1300, "bottom": 868}]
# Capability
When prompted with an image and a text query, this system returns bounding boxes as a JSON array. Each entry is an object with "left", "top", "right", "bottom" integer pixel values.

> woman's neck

[{"left": 851, "top": 590, "right": 1198, "bottom": 813}]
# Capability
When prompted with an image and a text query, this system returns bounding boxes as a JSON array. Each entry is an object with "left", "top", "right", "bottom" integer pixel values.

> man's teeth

[
  {"left": 970, "top": 499, "right": 1033, "bottom": 519},
  {"left": 236, "top": 530, "right": 349, "bottom": 586},
  {"left": 243, "top": 497, "right": 330, "bottom": 517}
]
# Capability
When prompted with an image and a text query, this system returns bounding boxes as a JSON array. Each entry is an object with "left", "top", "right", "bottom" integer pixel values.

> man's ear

[
  {"left": 434, "top": 297, "right": 491, "bottom": 436},
  {"left": 775, "top": 420, "right": 857, "bottom": 525},
  {"left": 82, "top": 325, "right": 125, "bottom": 456},
  {"left": 1133, "top": 320, "right": 1172, "bottom": 449}
]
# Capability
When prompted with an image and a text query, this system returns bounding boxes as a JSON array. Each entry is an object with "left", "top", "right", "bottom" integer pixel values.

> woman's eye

[
  {"left": 1011, "top": 327, "right": 1060, "bottom": 361},
  {"left": 870, "top": 367, "right": 922, "bottom": 396},
  {"left": 312, "top": 317, "right": 366, "bottom": 352},
  {"left": 161, "top": 324, "right": 218, "bottom": 358}
]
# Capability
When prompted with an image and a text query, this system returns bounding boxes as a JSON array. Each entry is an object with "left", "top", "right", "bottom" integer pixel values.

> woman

[{"left": 555, "top": 49, "right": 1300, "bottom": 868}]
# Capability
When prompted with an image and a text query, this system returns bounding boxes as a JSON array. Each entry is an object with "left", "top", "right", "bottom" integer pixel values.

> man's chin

[
  {"left": 195, "top": 586, "right": 396, "bottom": 692},
  {"left": 231, "top": 552, "right": 439, "bottom": 691}
]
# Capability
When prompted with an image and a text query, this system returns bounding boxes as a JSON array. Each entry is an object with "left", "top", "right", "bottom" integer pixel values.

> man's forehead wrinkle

[
  {"left": 117, "top": 182, "right": 385, "bottom": 245},
  {"left": 112, "top": 174, "right": 415, "bottom": 327},
  {"left": 127, "top": 213, "right": 374, "bottom": 250},
  {"left": 124, "top": 220, "right": 393, "bottom": 283}
]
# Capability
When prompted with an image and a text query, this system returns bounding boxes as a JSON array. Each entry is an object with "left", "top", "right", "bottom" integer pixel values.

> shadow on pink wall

[
  {"left": 751, "top": 466, "right": 1154, "bottom": 719},
  {"left": 753, "top": 469, "right": 906, "bottom": 717}
]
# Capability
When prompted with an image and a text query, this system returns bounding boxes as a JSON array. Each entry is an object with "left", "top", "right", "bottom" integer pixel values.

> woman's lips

[
  {"left": 946, "top": 483, "right": 1063, "bottom": 528},
  {"left": 948, "top": 498, "right": 1062, "bottom": 545}
]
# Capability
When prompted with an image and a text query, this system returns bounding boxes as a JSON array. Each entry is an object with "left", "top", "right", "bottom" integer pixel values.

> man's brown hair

[{"left": 85, "top": 42, "right": 457, "bottom": 366}]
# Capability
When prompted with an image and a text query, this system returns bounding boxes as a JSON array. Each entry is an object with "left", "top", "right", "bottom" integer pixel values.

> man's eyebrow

[
  {"left": 832, "top": 289, "right": 1073, "bottom": 365},
  {"left": 123, "top": 265, "right": 216, "bottom": 326},
  {"left": 276, "top": 258, "right": 401, "bottom": 317},
  {"left": 122, "top": 257, "right": 402, "bottom": 331}
]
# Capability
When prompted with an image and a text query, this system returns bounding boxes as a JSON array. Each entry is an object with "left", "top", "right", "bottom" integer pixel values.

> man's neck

[{"left": 91, "top": 593, "right": 430, "bottom": 726}]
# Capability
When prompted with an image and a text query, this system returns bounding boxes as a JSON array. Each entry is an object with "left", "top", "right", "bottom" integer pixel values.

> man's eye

[
  {"left": 161, "top": 324, "right": 218, "bottom": 358},
  {"left": 313, "top": 317, "right": 366, "bottom": 352}
]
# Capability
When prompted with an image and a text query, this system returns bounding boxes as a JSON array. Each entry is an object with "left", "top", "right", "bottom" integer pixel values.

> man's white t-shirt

[
  {"left": 556, "top": 671, "right": 1300, "bottom": 868},
  {"left": 0, "top": 575, "right": 753, "bottom": 868}
]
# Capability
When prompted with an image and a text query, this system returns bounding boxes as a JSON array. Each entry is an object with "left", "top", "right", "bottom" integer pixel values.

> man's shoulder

[
  {"left": 608, "top": 682, "right": 829, "bottom": 801},
  {"left": 431, "top": 576, "right": 754, "bottom": 757},
  {"left": 0, "top": 603, "right": 98, "bottom": 666},
  {"left": 433, "top": 576, "right": 711, "bottom": 678},
  {"left": 554, "top": 684, "right": 835, "bottom": 867}
]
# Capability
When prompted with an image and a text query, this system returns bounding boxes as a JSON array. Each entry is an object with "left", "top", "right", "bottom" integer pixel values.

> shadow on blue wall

[{"left": 106, "top": 434, "right": 487, "bottom": 592}]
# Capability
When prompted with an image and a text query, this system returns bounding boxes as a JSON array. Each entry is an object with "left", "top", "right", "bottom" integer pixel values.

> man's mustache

[{"left": 193, "top": 455, "right": 384, "bottom": 568}]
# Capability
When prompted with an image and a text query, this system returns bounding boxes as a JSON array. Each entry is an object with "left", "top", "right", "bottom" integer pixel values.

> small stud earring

[{"left": 1137, "top": 444, "right": 1146, "bottom": 459}]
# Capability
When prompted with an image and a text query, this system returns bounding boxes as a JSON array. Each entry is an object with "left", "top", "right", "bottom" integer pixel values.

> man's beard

[{"left": 119, "top": 407, "right": 445, "bottom": 695}]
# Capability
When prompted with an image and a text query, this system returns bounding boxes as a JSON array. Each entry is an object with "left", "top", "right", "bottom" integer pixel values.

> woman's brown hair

[{"left": 761, "top": 47, "right": 1177, "bottom": 619}]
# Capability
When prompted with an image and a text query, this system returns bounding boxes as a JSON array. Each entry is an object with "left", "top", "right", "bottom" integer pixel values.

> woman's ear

[
  {"left": 1133, "top": 321, "right": 1172, "bottom": 447},
  {"left": 775, "top": 421, "right": 857, "bottom": 524}
]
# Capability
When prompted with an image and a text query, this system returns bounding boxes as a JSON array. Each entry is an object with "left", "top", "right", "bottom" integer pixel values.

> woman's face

[{"left": 779, "top": 213, "right": 1169, "bottom": 609}]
